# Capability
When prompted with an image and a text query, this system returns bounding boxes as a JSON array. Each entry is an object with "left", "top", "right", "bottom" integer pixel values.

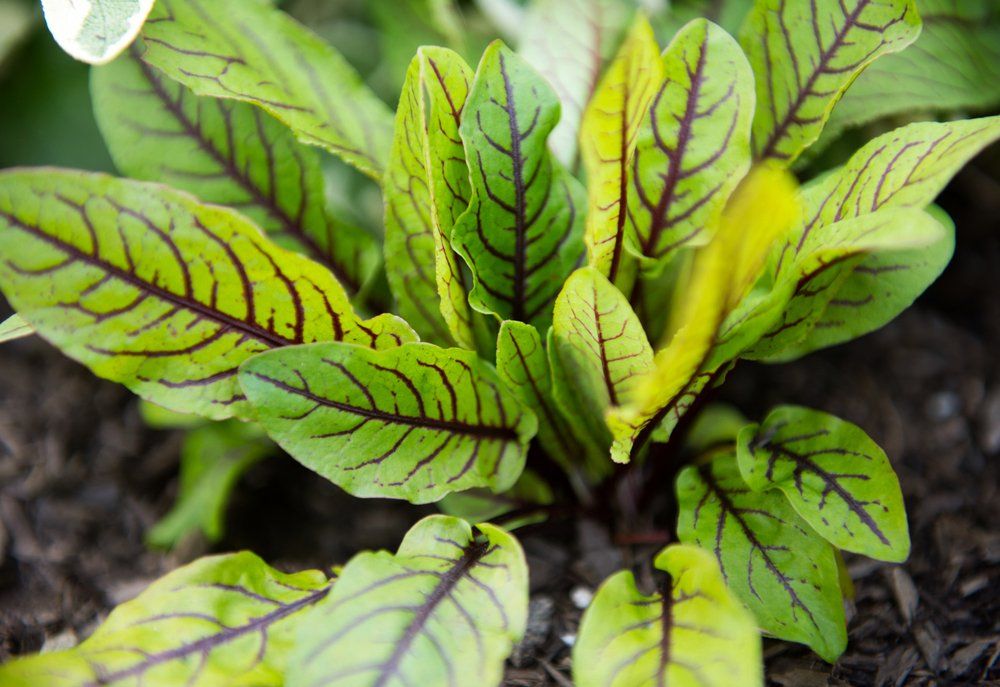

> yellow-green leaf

[
  {"left": 581, "top": 13, "right": 664, "bottom": 286},
  {"left": 573, "top": 544, "right": 763, "bottom": 687},
  {"left": 0, "top": 313, "right": 32, "bottom": 344}
]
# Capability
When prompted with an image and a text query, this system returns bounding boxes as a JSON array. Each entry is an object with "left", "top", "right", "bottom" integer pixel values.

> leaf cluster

[{"left": 3, "top": 0, "right": 999, "bottom": 683}]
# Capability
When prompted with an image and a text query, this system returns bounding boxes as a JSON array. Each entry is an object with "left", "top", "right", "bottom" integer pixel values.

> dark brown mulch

[{"left": 1, "top": 161, "right": 998, "bottom": 685}]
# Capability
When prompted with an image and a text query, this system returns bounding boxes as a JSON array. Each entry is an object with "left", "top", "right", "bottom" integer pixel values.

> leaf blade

[
  {"left": 452, "top": 41, "right": 586, "bottom": 331},
  {"left": 140, "top": 0, "right": 395, "bottom": 179},
  {"left": 0, "top": 552, "right": 331, "bottom": 687},
  {"left": 239, "top": 341, "right": 536, "bottom": 503},
  {"left": 288, "top": 515, "right": 528, "bottom": 687},
  {"left": 737, "top": 405, "right": 909, "bottom": 561},
  {"left": 573, "top": 544, "right": 763, "bottom": 687},
  {"left": 744, "top": 0, "right": 921, "bottom": 165},
  {"left": 41, "top": 0, "right": 155, "bottom": 65},
  {"left": 0, "top": 313, "right": 32, "bottom": 344}
]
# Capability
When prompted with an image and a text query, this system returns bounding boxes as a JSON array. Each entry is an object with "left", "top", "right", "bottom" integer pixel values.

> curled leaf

[
  {"left": 625, "top": 18, "right": 755, "bottom": 271},
  {"left": 288, "top": 515, "right": 528, "bottom": 687},
  {"left": 240, "top": 342, "right": 536, "bottom": 503}
]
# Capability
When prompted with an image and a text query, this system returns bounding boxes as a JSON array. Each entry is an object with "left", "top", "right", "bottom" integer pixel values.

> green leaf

[
  {"left": 0, "top": 552, "right": 331, "bottom": 687},
  {"left": 519, "top": 0, "right": 633, "bottom": 167},
  {"left": 239, "top": 342, "right": 536, "bottom": 503},
  {"left": 439, "top": 468, "right": 553, "bottom": 528},
  {"left": 0, "top": 313, "right": 32, "bottom": 344},
  {"left": 0, "top": 169, "right": 414, "bottom": 421},
  {"left": 581, "top": 13, "right": 664, "bottom": 286},
  {"left": 735, "top": 207, "right": 951, "bottom": 361},
  {"left": 138, "top": 399, "right": 207, "bottom": 429},
  {"left": 801, "top": 117, "right": 1000, "bottom": 228},
  {"left": 287, "top": 515, "right": 528, "bottom": 687},
  {"left": 736, "top": 405, "right": 909, "bottom": 562},
  {"left": 384, "top": 47, "right": 480, "bottom": 347},
  {"left": 573, "top": 544, "right": 762, "bottom": 687},
  {"left": 91, "top": 46, "right": 377, "bottom": 296},
  {"left": 827, "top": 0, "right": 1000, "bottom": 137},
  {"left": 0, "top": 1, "right": 33, "bottom": 70},
  {"left": 140, "top": 0, "right": 395, "bottom": 180},
  {"left": 147, "top": 421, "right": 271, "bottom": 549},
  {"left": 551, "top": 267, "right": 653, "bottom": 432},
  {"left": 496, "top": 321, "right": 606, "bottom": 481},
  {"left": 652, "top": 0, "right": 755, "bottom": 38},
  {"left": 452, "top": 41, "right": 586, "bottom": 331},
  {"left": 743, "top": 0, "right": 921, "bottom": 165},
  {"left": 677, "top": 451, "right": 846, "bottom": 662},
  {"left": 624, "top": 18, "right": 755, "bottom": 272},
  {"left": 41, "top": 0, "right": 154, "bottom": 65}
]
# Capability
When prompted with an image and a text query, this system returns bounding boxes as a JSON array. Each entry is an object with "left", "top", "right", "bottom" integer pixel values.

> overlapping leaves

[
  {"left": 139, "top": 0, "right": 395, "bottom": 179},
  {"left": 92, "top": 47, "right": 377, "bottom": 295},
  {"left": 581, "top": 13, "right": 664, "bottom": 285},
  {"left": 240, "top": 342, "right": 536, "bottom": 503},
  {"left": 0, "top": 170, "right": 412, "bottom": 421},
  {"left": 0, "top": 314, "right": 31, "bottom": 345},
  {"left": 625, "top": 18, "right": 755, "bottom": 272},
  {"left": 0, "top": 553, "right": 332, "bottom": 687},
  {"left": 384, "top": 48, "right": 480, "bottom": 347},
  {"left": 452, "top": 41, "right": 586, "bottom": 331},
  {"left": 737, "top": 405, "right": 909, "bottom": 561},
  {"left": 288, "top": 515, "right": 528, "bottom": 687},
  {"left": 677, "top": 451, "right": 847, "bottom": 662},
  {"left": 574, "top": 544, "right": 762, "bottom": 687}
]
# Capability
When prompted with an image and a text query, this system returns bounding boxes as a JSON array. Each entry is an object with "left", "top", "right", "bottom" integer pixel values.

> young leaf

[
  {"left": 0, "top": 170, "right": 413, "bottom": 421},
  {"left": 140, "top": 0, "right": 395, "bottom": 179},
  {"left": 0, "top": 552, "right": 331, "bottom": 686},
  {"left": 0, "top": 313, "right": 32, "bottom": 344},
  {"left": 743, "top": 0, "right": 921, "bottom": 165},
  {"left": 624, "top": 18, "right": 755, "bottom": 272},
  {"left": 384, "top": 48, "right": 479, "bottom": 347},
  {"left": 737, "top": 206, "right": 951, "bottom": 361},
  {"left": 827, "top": 0, "right": 1000, "bottom": 138},
  {"left": 677, "top": 452, "right": 846, "bottom": 662},
  {"left": 607, "top": 166, "right": 800, "bottom": 462},
  {"left": 551, "top": 267, "right": 654, "bottom": 432},
  {"left": 92, "top": 47, "right": 377, "bottom": 295},
  {"left": 239, "top": 342, "right": 537, "bottom": 504},
  {"left": 519, "top": 0, "right": 632, "bottom": 167},
  {"left": 452, "top": 41, "right": 586, "bottom": 331},
  {"left": 573, "top": 544, "right": 762, "bottom": 687},
  {"left": 496, "top": 321, "right": 605, "bottom": 481},
  {"left": 287, "top": 515, "right": 528, "bottom": 687},
  {"left": 41, "top": 0, "right": 154, "bottom": 65},
  {"left": 147, "top": 421, "right": 271, "bottom": 549},
  {"left": 581, "top": 13, "right": 664, "bottom": 285},
  {"left": 736, "top": 405, "right": 909, "bottom": 562}
]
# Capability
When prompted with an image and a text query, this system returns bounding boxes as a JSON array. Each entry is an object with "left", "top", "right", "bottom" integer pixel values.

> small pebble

[
  {"left": 570, "top": 585, "right": 593, "bottom": 610},
  {"left": 926, "top": 391, "right": 961, "bottom": 421},
  {"left": 560, "top": 633, "right": 576, "bottom": 647}
]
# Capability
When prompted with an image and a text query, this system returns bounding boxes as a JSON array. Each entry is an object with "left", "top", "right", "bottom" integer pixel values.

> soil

[{"left": 1, "top": 158, "right": 998, "bottom": 685}]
